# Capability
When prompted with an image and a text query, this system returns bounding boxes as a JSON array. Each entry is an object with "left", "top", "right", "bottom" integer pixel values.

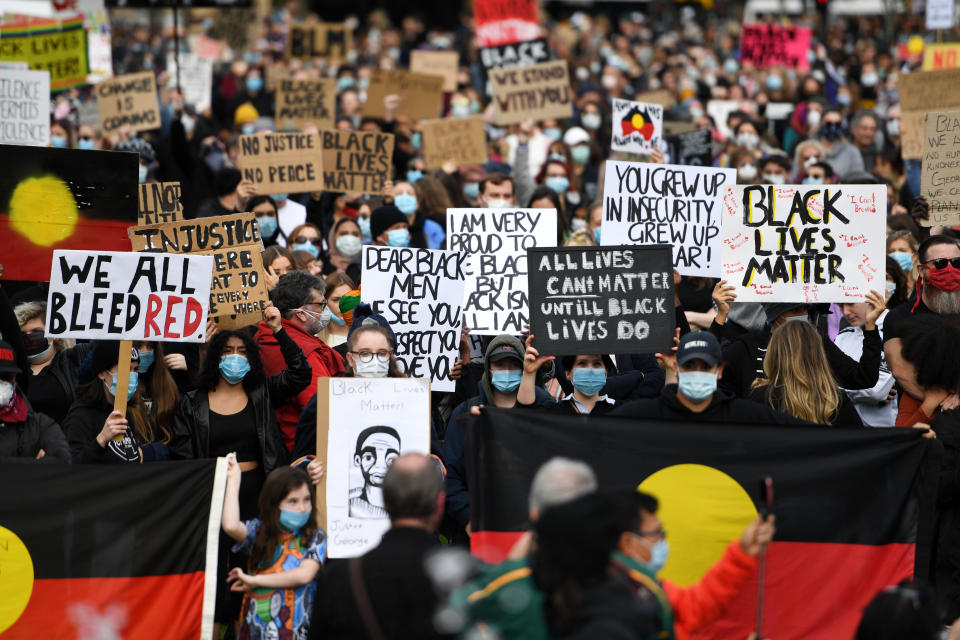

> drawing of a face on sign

[{"left": 349, "top": 425, "right": 401, "bottom": 519}]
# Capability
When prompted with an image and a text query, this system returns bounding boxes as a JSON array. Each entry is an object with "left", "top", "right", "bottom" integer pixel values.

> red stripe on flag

[
  {"left": 4, "top": 573, "right": 205, "bottom": 639},
  {"left": 471, "top": 529, "right": 523, "bottom": 563}
]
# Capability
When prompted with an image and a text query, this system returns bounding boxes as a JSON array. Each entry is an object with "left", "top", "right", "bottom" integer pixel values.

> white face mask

[
  {"left": 806, "top": 110, "right": 821, "bottom": 127},
  {"left": 0, "top": 380, "right": 13, "bottom": 408},
  {"left": 735, "top": 132, "right": 760, "bottom": 149},
  {"left": 484, "top": 198, "right": 511, "bottom": 209},
  {"left": 763, "top": 173, "right": 786, "bottom": 184},
  {"left": 738, "top": 164, "right": 758, "bottom": 180},
  {"left": 354, "top": 358, "right": 389, "bottom": 378}
]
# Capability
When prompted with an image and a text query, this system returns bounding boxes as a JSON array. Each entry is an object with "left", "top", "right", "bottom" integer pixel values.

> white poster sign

[
  {"left": 0, "top": 69, "right": 50, "bottom": 146},
  {"left": 167, "top": 53, "right": 214, "bottom": 112},
  {"left": 611, "top": 98, "right": 663, "bottom": 155},
  {"left": 927, "top": 0, "right": 955, "bottom": 31}
]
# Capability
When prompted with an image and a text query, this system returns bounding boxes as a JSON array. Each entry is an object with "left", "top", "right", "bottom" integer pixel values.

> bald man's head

[{"left": 382, "top": 453, "right": 445, "bottom": 523}]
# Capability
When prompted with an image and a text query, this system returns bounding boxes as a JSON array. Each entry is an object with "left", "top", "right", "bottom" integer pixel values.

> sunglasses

[
  {"left": 293, "top": 236, "right": 322, "bottom": 246},
  {"left": 923, "top": 258, "right": 960, "bottom": 269}
]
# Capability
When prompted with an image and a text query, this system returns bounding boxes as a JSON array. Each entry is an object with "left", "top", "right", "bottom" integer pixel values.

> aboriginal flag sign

[
  {"left": 0, "top": 460, "right": 226, "bottom": 639},
  {"left": 465, "top": 409, "right": 939, "bottom": 640}
]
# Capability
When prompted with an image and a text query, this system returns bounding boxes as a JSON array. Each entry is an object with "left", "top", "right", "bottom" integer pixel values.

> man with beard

[{"left": 350, "top": 426, "right": 401, "bottom": 518}]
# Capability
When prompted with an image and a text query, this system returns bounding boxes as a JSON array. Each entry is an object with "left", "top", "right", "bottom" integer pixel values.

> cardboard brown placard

[
  {"left": 490, "top": 60, "right": 573, "bottom": 125},
  {"left": 96, "top": 72, "right": 161, "bottom": 135},
  {"left": 286, "top": 23, "right": 352, "bottom": 62},
  {"left": 265, "top": 63, "right": 292, "bottom": 92},
  {"left": 315, "top": 377, "right": 330, "bottom": 532},
  {"left": 899, "top": 69, "right": 960, "bottom": 159},
  {"left": 113, "top": 340, "right": 133, "bottom": 438},
  {"left": 138, "top": 182, "right": 183, "bottom": 225},
  {"left": 920, "top": 110, "right": 960, "bottom": 226},
  {"left": 421, "top": 117, "right": 488, "bottom": 169},
  {"left": 364, "top": 69, "right": 445, "bottom": 122},
  {"left": 275, "top": 78, "right": 336, "bottom": 131},
  {"left": 238, "top": 132, "right": 324, "bottom": 195},
  {"left": 319, "top": 129, "right": 395, "bottom": 195},
  {"left": 634, "top": 89, "right": 676, "bottom": 109},
  {"left": 410, "top": 50, "right": 460, "bottom": 92}
]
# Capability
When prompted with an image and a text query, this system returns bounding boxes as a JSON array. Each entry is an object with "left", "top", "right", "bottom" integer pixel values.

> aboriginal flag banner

[
  {"left": 0, "top": 459, "right": 226, "bottom": 639},
  {"left": 465, "top": 409, "right": 939, "bottom": 640}
]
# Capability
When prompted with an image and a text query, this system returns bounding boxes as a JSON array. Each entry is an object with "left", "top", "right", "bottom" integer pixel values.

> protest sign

[
  {"left": 286, "top": 23, "right": 351, "bottom": 62},
  {"left": 634, "top": 89, "right": 675, "bottom": 110},
  {"left": 923, "top": 44, "right": 960, "bottom": 70},
  {"left": 611, "top": 98, "right": 664, "bottom": 155},
  {"left": 318, "top": 377, "right": 430, "bottom": 558},
  {"left": 739, "top": 23, "right": 812, "bottom": 71},
  {"left": 927, "top": 0, "right": 955, "bottom": 31},
  {"left": 138, "top": 181, "right": 182, "bottom": 225},
  {"left": 364, "top": 69, "right": 445, "bottom": 122},
  {"left": 921, "top": 110, "right": 960, "bottom": 226},
  {"left": 899, "top": 68, "right": 960, "bottom": 159},
  {"left": 490, "top": 60, "right": 573, "bottom": 126},
  {"left": 666, "top": 128, "right": 713, "bottom": 167},
  {"left": 239, "top": 132, "right": 324, "bottom": 195},
  {"left": 526, "top": 246, "right": 675, "bottom": 356},
  {"left": 600, "top": 160, "right": 736, "bottom": 278},
  {"left": 127, "top": 213, "right": 269, "bottom": 327},
  {"left": 706, "top": 100, "right": 741, "bottom": 139},
  {"left": 166, "top": 53, "right": 213, "bottom": 112},
  {"left": 447, "top": 208, "right": 557, "bottom": 334},
  {"left": 264, "top": 63, "right": 291, "bottom": 92},
  {"left": 0, "top": 68, "right": 49, "bottom": 146},
  {"left": 0, "top": 16, "right": 87, "bottom": 91},
  {"left": 275, "top": 78, "right": 335, "bottom": 131},
  {"left": 320, "top": 129, "right": 394, "bottom": 195},
  {"left": 96, "top": 71, "right": 161, "bottom": 135},
  {"left": 479, "top": 38, "right": 549, "bottom": 71},
  {"left": 361, "top": 246, "right": 468, "bottom": 392},
  {"left": 1, "top": 145, "right": 139, "bottom": 281},
  {"left": 421, "top": 117, "right": 487, "bottom": 169},
  {"left": 410, "top": 50, "right": 459, "bottom": 92},
  {"left": 720, "top": 184, "right": 887, "bottom": 302},
  {"left": 45, "top": 250, "right": 212, "bottom": 342},
  {"left": 473, "top": 0, "right": 540, "bottom": 48}
]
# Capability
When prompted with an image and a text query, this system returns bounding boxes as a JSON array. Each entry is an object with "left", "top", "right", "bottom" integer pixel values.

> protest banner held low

[
  {"left": 276, "top": 78, "right": 336, "bottom": 131},
  {"left": 0, "top": 68, "right": 50, "bottom": 146},
  {"left": 421, "top": 117, "right": 487, "bottom": 169},
  {"left": 720, "top": 184, "right": 887, "bottom": 302},
  {"left": 361, "top": 246, "right": 468, "bottom": 392},
  {"left": 239, "top": 132, "right": 324, "bottom": 195},
  {"left": 490, "top": 60, "right": 573, "bottom": 125},
  {"left": 316, "top": 377, "right": 431, "bottom": 558},
  {"left": 286, "top": 23, "right": 352, "bottom": 62},
  {"left": 921, "top": 110, "right": 960, "bottom": 226},
  {"left": 96, "top": 71, "right": 162, "bottom": 135},
  {"left": 601, "top": 160, "right": 736, "bottom": 278},
  {"left": 138, "top": 181, "right": 182, "bottom": 225},
  {"left": 320, "top": 129, "right": 395, "bottom": 195},
  {"left": 447, "top": 207, "right": 557, "bottom": 334},
  {"left": 611, "top": 98, "right": 664, "bottom": 155},
  {"left": 45, "top": 250, "right": 213, "bottom": 342},
  {"left": 526, "top": 245, "right": 675, "bottom": 356},
  {"left": 364, "top": 69, "right": 445, "bottom": 122}
]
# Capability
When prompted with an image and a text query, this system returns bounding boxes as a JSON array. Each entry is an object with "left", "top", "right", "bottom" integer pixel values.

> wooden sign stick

[{"left": 112, "top": 340, "right": 133, "bottom": 441}]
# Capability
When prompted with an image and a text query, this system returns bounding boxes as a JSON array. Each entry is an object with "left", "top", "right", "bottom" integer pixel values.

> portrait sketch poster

[{"left": 318, "top": 377, "right": 431, "bottom": 558}]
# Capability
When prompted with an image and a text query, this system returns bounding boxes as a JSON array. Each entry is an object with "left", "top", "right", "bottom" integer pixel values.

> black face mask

[
  {"left": 820, "top": 122, "right": 844, "bottom": 141},
  {"left": 22, "top": 330, "right": 48, "bottom": 356}
]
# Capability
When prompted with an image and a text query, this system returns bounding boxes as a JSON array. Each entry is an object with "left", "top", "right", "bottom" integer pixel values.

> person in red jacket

[{"left": 255, "top": 270, "right": 344, "bottom": 451}]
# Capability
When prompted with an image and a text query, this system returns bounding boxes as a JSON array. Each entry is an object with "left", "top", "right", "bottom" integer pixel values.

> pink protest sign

[{"left": 739, "top": 24, "right": 813, "bottom": 71}]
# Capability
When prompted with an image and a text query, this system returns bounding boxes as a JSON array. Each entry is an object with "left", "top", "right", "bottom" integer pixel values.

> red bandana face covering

[
  {"left": 925, "top": 264, "right": 960, "bottom": 292},
  {"left": 0, "top": 389, "right": 28, "bottom": 423}
]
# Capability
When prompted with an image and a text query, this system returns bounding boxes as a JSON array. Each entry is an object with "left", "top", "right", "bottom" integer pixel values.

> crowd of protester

[{"left": 8, "top": 0, "right": 960, "bottom": 638}]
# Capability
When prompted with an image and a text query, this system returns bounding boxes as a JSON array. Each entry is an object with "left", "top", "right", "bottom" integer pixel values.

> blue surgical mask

[
  {"left": 406, "top": 169, "right": 424, "bottom": 183},
  {"left": 571, "top": 145, "right": 590, "bottom": 165},
  {"left": 387, "top": 228, "right": 410, "bottom": 247},
  {"left": 571, "top": 218, "right": 587, "bottom": 232},
  {"left": 329, "top": 311, "right": 346, "bottom": 326},
  {"left": 765, "top": 75, "right": 783, "bottom": 91},
  {"left": 242, "top": 123, "right": 256, "bottom": 135},
  {"left": 109, "top": 371, "right": 139, "bottom": 397},
  {"left": 77, "top": 138, "right": 95, "bottom": 150},
  {"left": 138, "top": 164, "right": 149, "bottom": 184},
  {"left": 885, "top": 281, "right": 897, "bottom": 298},
  {"left": 137, "top": 350, "right": 155, "bottom": 373},
  {"left": 572, "top": 367, "right": 606, "bottom": 396},
  {"left": 545, "top": 176, "right": 569, "bottom": 194},
  {"left": 543, "top": 127, "right": 562, "bottom": 142},
  {"left": 270, "top": 193, "right": 288, "bottom": 203},
  {"left": 279, "top": 507, "right": 311, "bottom": 533},
  {"left": 836, "top": 93, "right": 851, "bottom": 107},
  {"left": 677, "top": 371, "right": 717, "bottom": 402},
  {"left": 411, "top": 132, "right": 422, "bottom": 150},
  {"left": 293, "top": 241, "right": 319, "bottom": 258},
  {"left": 335, "top": 234, "right": 362, "bottom": 257},
  {"left": 246, "top": 76, "right": 264, "bottom": 93},
  {"left": 593, "top": 227, "right": 602, "bottom": 244},
  {"left": 220, "top": 354, "right": 251, "bottom": 384},
  {"left": 491, "top": 369, "right": 522, "bottom": 393},
  {"left": 358, "top": 216, "right": 372, "bottom": 238},
  {"left": 337, "top": 76, "right": 356, "bottom": 91},
  {"left": 394, "top": 193, "right": 418, "bottom": 215},
  {"left": 802, "top": 176, "right": 823, "bottom": 185},
  {"left": 257, "top": 215, "right": 278, "bottom": 238},
  {"left": 50, "top": 134, "right": 67, "bottom": 148},
  {"left": 785, "top": 314, "right": 809, "bottom": 324},
  {"left": 643, "top": 539, "right": 670, "bottom": 574},
  {"left": 889, "top": 251, "right": 913, "bottom": 272},
  {"left": 463, "top": 182, "right": 479, "bottom": 200}
]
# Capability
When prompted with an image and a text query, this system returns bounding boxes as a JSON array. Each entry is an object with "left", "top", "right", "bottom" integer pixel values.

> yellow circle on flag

[
  {"left": 638, "top": 464, "right": 757, "bottom": 586},
  {"left": 631, "top": 113, "right": 645, "bottom": 130},
  {"left": 908, "top": 35, "right": 925, "bottom": 56},
  {"left": 0, "top": 526, "right": 34, "bottom": 633},
  {"left": 8, "top": 175, "right": 79, "bottom": 247}
]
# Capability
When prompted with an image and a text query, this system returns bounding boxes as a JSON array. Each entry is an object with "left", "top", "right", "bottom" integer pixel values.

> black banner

[{"left": 667, "top": 128, "right": 713, "bottom": 167}]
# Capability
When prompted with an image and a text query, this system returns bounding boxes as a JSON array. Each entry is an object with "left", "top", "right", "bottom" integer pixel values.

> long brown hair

[
  {"left": 345, "top": 324, "right": 406, "bottom": 377},
  {"left": 77, "top": 376, "right": 157, "bottom": 444},
  {"left": 751, "top": 321, "right": 840, "bottom": 424},
  {"left": 135, "top": 342, "right": 178, "bottom": 443},
  {"left": 414, "top": 175, "right": 453, "bottom": 215},
  {"left": 249, "top": 467, "right": 318, "bottom": 570}
]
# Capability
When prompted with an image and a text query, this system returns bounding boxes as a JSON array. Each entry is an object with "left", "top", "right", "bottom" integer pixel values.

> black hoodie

[{"left": 611, "top": 384, "right": 809, "bottom": 425}]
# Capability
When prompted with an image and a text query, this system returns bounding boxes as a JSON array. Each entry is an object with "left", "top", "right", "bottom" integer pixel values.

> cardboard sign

[
  {"left": 265, "top": 63, "right": 292, "bottom": 92},
  {"left": 927, "top": 0, "right": 955, "bottom": 31},
  {"left": 410, "top": 50, "right": 459, "bottom": 92},
  {"left": 127, "top": 213, "right": 269, "bottom": 327},
  {"left": 166, "top": 53, "right": 213, "bottom": 112},
  {"left": 96, "top": 71, "right": 161, "bottom": 135},
  {"left": 361, "top": 246, "right": 468, "bottom": 392},
  {"left": 923, "top": 44, "right": 960, "bottom": 71},
  {"left": 45, "top": 250, "right": 213, "bottom": 342},
  {"left": 600, "top": 161, "right": 736, "bottom": 278},
  {"left": 611, "top": 98, "right": 664, "bottom": 155},
  {"left": 479, "top": 38, "right": 549, "bottom": 71},
  {"left": 238, "top": 132, "right": 324, "bottom": 195},
  {"left": 474, "top": 0, "right": 540, "bottom": 48},
  {"left": 320, "top": 129, "right": 394, "bottom": 196},
  {"left": 490, "top": 60, "right": 573, "bottom": 126},
  {"left": 0, "top": 16, "right": 88, "bottom": 91},
  {"left": 634, "top": 89, "right": 675, "bottom": 109},
  {"left": 899, "top": 69, "right": 960, "bottom": 159},
  {"left": 666, "top": 128, "right": 714, "bottom": 167},
  {"left": 318, "top": 377, "right": 430, "bottom": 558},
  {"left": 739, "top": 24, "right": 812, "bottom": 71},
  {"left": 720, "top": 185, "right": 887, "bottom": 302},
  {"left": 447, "top": 208, "right": 557, "bottom": 335},
  {"left": 138, "top": 182, "right": 182, "bottom": 225},
  {"left": 526, "top": 246, "right": 675, "bottom": 356},
  {"left": 276, "top": 78, "right": 335, "bottom": 131},
  {"left": 921, "top": 110, "right": 960, "bottom": 226},
  {"left": 364, "top": 69, "right": 444, "bottom": 122},
  {"left": 421, "top": 117, "right": 487, "bottom": 169},
  {"left": 0, "top": 68, "right": 49, "bottom": 146},
  {"left": 286, "top": 23, "right": 352, "bottom": 62}
]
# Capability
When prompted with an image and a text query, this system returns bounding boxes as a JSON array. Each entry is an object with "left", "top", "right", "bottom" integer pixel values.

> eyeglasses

[
  {"left": 923, "top": 257, "right": 960, "bottom": 270},
  {"left": 351, "top": 350, "right": 393, "bottom": 364},
  {"left": 293, "top": 236, "right": 322, "bottom": 246},
  {"left": 291, "top": 301, "right": 326, "bottom": 314},
  {"left": 632, "top": 528, "right": 666, "bottom": 541}
]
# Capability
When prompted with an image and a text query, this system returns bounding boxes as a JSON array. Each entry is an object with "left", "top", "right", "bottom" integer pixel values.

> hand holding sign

[
  {"left": 864, "top": 290, "right": 885, "bottom": 331},
  {"left": 263, "top": 301, "right": 282, "bottom": 333},
  {"left": 654, "top": 328, "right": 681, "bottom": 385},
  {"left": 712, "top": 280, "right": 737, "bottom": 323},
  {"left": 522, "top": 334, "right": 554, "bottom": 375},
  {"left": 97, "top": 411, "right": 128, "bottom": 447}
]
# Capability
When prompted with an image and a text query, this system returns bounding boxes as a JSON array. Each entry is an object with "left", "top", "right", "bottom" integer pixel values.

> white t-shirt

[
  {"left": 833, "top": 310, "right": 897, "bottom": 427},
  {"left": 276, "top": 199, "right": 307, "bottom": 247}
]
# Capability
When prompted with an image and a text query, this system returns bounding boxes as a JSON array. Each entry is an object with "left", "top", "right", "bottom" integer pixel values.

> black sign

[
  {"left": 667, "top": 128, "right": 713, "bottom": 167},
  {"left": 526, "top": 245, "right": 675, "bottom": 356},
  {"left": 479, "top": 38, "right": 550, "bottom": 71}
]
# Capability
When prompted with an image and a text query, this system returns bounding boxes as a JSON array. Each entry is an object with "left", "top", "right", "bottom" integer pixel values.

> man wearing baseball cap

[{"left": 612, "top": 331, "right": 804, "bottom": 424}]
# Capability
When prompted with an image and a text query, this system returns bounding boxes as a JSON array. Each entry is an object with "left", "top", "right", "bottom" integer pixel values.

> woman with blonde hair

[{"left": 750, "top": 321, "right": 862, "bottom": 426}]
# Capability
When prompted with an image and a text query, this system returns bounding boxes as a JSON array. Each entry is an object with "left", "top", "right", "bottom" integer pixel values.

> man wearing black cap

[
  {"left": 370, "top": 205, "right": 412, "bottom": 248},
  {"left": 0, "top": 340, "right": 70, "bottom": 463},
  {"left": 612, "top": 331, "right": 805, "bottom": 423}
]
